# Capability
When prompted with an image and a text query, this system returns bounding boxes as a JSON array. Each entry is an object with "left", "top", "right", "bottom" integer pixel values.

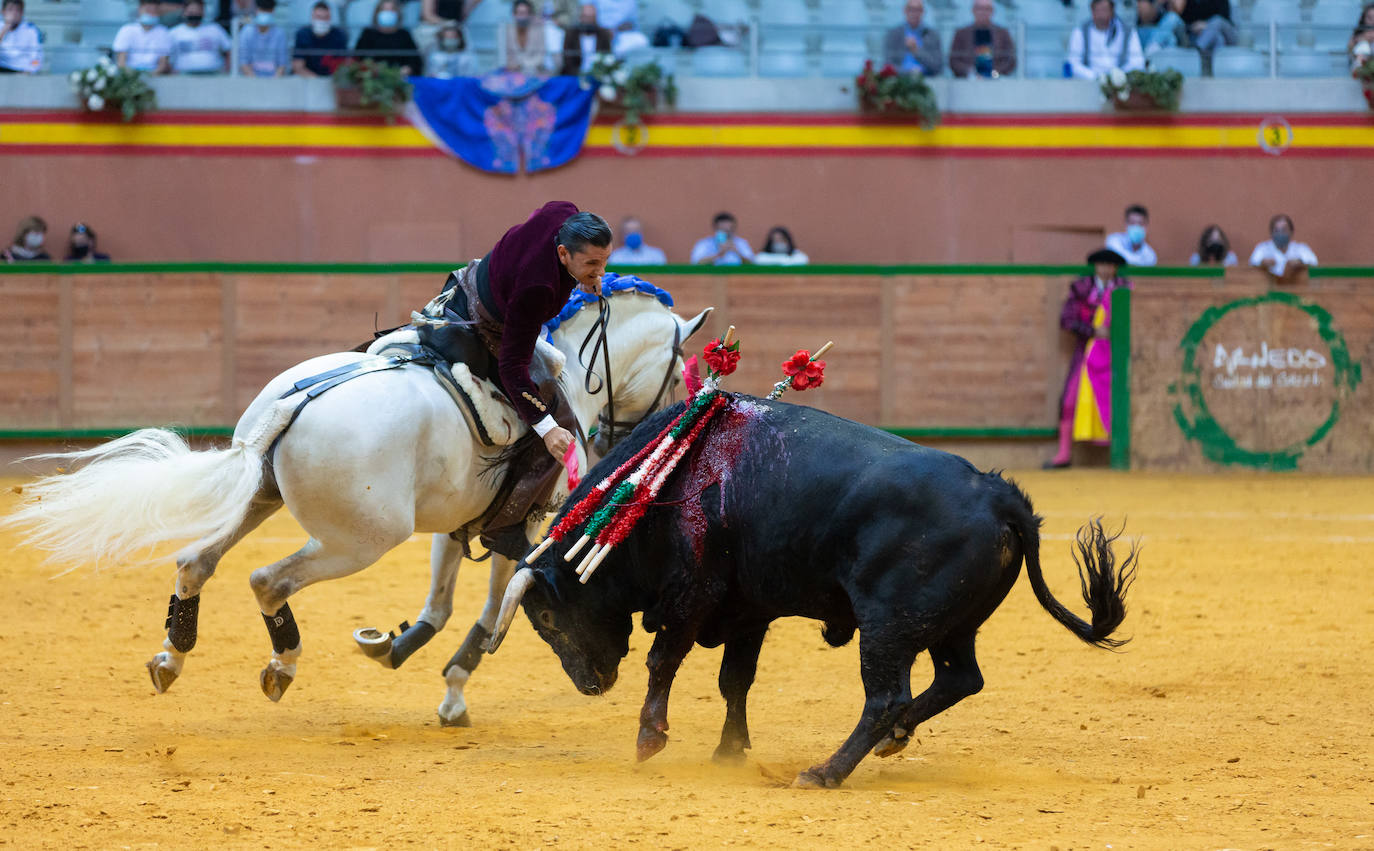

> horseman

[{"left": 425, "top": 201, "right": 612, "bottom": 558}]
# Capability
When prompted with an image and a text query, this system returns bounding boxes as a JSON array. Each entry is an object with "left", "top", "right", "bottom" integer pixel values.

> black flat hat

[{"left": 1087, "top": 248, "right": 1127, "bottom": 266}]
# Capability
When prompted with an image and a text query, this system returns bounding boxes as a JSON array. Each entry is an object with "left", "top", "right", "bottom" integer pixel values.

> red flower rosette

[
  {"left": 703, "top": 338, "right": 741, "bottom": 377},
  {"left": 781, "top": 350, "right": 826, "bottom": 391}
]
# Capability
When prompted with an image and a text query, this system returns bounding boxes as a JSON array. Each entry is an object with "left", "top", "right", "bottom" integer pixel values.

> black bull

[{"left": 487, "top": 395, "right": 1137, "bottom": 788}]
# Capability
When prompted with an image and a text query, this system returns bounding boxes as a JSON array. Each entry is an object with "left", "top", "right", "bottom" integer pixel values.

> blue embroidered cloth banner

[{"left": 407, "top": 72, "right": 596, "bottom": 174}]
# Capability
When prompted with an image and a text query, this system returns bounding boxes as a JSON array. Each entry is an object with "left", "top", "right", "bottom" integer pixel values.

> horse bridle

[{"left": 576, "top": 295, "right": 685, "bottom": 454}]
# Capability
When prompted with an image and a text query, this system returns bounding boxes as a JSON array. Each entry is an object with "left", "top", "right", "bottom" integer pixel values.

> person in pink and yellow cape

[{"left": 1045, "top": 247, "right": 1132, "bottom": 469}]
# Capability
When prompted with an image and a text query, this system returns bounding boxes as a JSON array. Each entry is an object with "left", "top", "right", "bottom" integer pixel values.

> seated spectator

[
  {"left": 216, "top": 0, "right": 253, "bottom": 30},
  {"left": 238, "top": 0, "right": 288, "bottom": 76},
  {"left": 65, "top": 223, "right": 111, "bottom": 263},
  {"left": 690, "top": 212, "right": 754, "bottom": 266},
  {"left": 949, "top": 0, "right": 1015, "bottom": 79},
  {"left": 422, "top": 0, "right": 479, "bottom": 25},
  {"left": 1349, "top": 4, "right": 1374, "bottom": 71},
  {"left": 611, "top": 19, "right": 648, "bottom": 57},
  {"left": 170, "top": 0, "right": 230, "bottom": 74},
  {"left": 607, "top": 216, "right": 666, "bottom": 265},
  {"left": 1188, "top": 224, "right": 1237, "bottom": 267},
  {"left": 427, "top": 21, "right": 474, "bottom": 77},
  {"left": 1249, "top": 214, "right": 1317, "bottom": 285},
  {"left": 560, "top": 3, "right": 611, "bottom": 75},
  {"left": 504, "top": 0, "right": 556, "bottom": 75},
  {"left": 356, "top": 0, "right": 423, "bottom": 74},
  {"left": 114, "top": 0, "right": 174, "bottom": 73},
  {"left": 1104, "top": 203, "right": 1157, "bottom": 266},
  {"left": 1135, "top": 0, "right": 1183, "bottom": 54},
  {"left": 3, "top": 215, "right": 51, "bottom": 263},
  {"left": 293, "top": 2, "right": 347, "bottom": 77},
  {"left": 884, "top": 0, "right": 942, "bottom": 77},
  {"left": 158, "top": 0, "right": 185, "bottom": 27},
  {"left": 754, "top": 226, "right": 809, "bottom": 266},
  {"left": 1167, "top": 0, "right": 1234, "bottom": 76},
  {"left": 0, "top": 0, "right": 43, "bottom": 74},
  {"left": 1066, "top": 0, "right": 1144, "bottom": 80}
]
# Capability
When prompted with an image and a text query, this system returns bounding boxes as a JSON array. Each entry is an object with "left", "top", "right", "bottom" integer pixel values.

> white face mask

[
  {"left": 23, "top": 231, "right": 45, "bottom": 250},
  {"left": 310, "top": 19, "right": 330, "bottom": 35}
]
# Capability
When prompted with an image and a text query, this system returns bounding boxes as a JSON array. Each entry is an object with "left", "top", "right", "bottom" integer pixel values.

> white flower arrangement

[
  {"left": 578, "top": 52, "right": 677, "bottom": 126},
  {"left": 69, "top": 56, "right": 157, "bottom": 121}
]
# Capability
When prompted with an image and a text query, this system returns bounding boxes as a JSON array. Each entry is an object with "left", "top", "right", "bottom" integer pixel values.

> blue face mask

[
  {"left": 1126, "top": 223, "right": 1146, "bottom": 245},
  {"left": 254, "top": 11, "right": 274, "bottom": 25},
  {"left": 1272, "top": 232, "right": 1291, "bottom": 250},
  {"left": 376, "top": 9, "right": 398, "bottom": 27},
  {"left": 139, "top": 12, "right": 159, "bottom": 25},
  {"left": 624, "top": 232, "right": 643, "bottom": 250}
]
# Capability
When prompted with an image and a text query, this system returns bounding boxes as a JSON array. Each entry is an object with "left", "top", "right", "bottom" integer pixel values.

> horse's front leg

[
  {"left": 354, "top": 532, "right": 463, "bottom": 669},
  {"left": 437, "top": 550, "right": 518, "bottom": 727}
]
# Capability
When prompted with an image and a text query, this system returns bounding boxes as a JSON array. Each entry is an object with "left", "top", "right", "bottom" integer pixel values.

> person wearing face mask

[
  {"left": 1249, "top": 214, "right": 1318, "bottom": 286},
  {"left": 754, "top": 226, "right": 810, "bottom": 267},
  {"left": 237, "top": 0, "right": 288, "bottom": 76},
  {"left": 607, "top": 216, "right": 666, "bottom": 265},
  {"left": 690, "top": 212, "right": 754, "bottom": 266},
  {"left": 502, "top": 0, "right": 554, "bottom": 75},
  {"left": 559, "top": 2, "right": 611, "bottom": 75},
  {"left": 114, "top": 0, "right": 174, "bottom": 73},
  {"left": 3, "top": 216, "right": 51, "bottom": 263},
  {"left": 0, "top": 0, "right": 44, "bottom": 74},
  {"left": 426, "top": 20, "right": 474, "bottom": 77},
  {"left": 1188, "top": 224, "right": 1237, "bottom": 267},
  {"left": 64, "top": 223, "right": 112, "bottom": 263},
  {"left": 1104, "top": 203, "right": 1157, "bottom": 267},
  {"left": 169, "top": 0, "right": 231, "bottom": 74},
  {"left": 355, "top": 0, "right": 423, "bottom": 74},
  {"left": 292, "top": 1, "right": 346, "bottom": 76}
]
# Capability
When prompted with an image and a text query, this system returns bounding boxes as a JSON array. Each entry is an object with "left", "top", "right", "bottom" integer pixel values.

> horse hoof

[
  {"left": 260, "top": 666, "right": 294, "bottom": 702},
  {"left": 353, "top": 628, "right": 395, "bottom": 669},
  {"left": 792, "top": 768, "right": 840, "bottom": 789},
  {"left": 438, "top": 710, "right": 471, "bottom": 728},
  {"left": 872, "top": 734, "right": 909, "bottom": 758},
  {"left": 145, "top": 659, "right": 178, "bottom": 694},
  {"left": 711, "top": 745, "right": 748, "bottom": 765},
  {"left": 636, "top": 726, "right": 668, "bottom": 762}
]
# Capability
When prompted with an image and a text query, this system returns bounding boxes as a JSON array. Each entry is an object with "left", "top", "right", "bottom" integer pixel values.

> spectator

[
  {"left": 1249, "top": 214, "right": 1318, "bottom": 285},
  {"left": 1046, "top": 248, "right": 1131, "bottom": 469},
  {"left": 1167, "top": 0, "right": 1234, "bottom": 76},
  {"left": 1348, "top": 3, "right": 1374, "bottom": 71},
  {"left": 611, "top": 18, "right": 648, "bottom": 57},
  {"left": 884, "top": 0, "right": 942, "bottom": 77},
  {"left": 158, "top": 0, "right": 185, "bottom": 27},
  {"left": 1104, "top": 203, "right": 1156, "bottom": 266},
  {"left": 238, "top": 0, "right": 289, "bottom": 76},
  {"left": 592, "top": 0, "right": 634, "bottom": 31},
  {"left": 427, "top": 21, "right": 474, "bottom": 76},
  {"left": 216, "top": 0, "right": 253, "bottom": 30},
  {"left": 293, "top": 1, "right": 346, "bottom": 76},
  {"left": 0, "top": 0, "right": 42, "bottom": 74},
  {"left": 1135, "top": 0, "right": 1183, "bottom": 54},
  {"left": 607, "top": 216, "right": 666, "bottom": 265},
  {"left": 560, "top": 3, "right": 611, "bottom": 75},
  {"left": 504, "top": 0, "right": 556, "bottom": 74},
  {"left": 690, "top": 212, "right": 754, "bottom": 266},
  {"left": 1066, "top": 0, "right": 1144, "bottom": 80},
  {"left": 64, "top": 223, "right": 111, "bottom": 263},
  {"left": 949, "top": 0, "right": 1015, "bottom": 79},
  {"left": 2, "top": 215, "right": 51, "bottom": 263},
  {"left": 355, "top": 0, "right": 423, "bottom": 74},
  {"left": 421, "top": 0, "right": 479, "bottom": 25},
  {"left": 1188, "top": 224, "right": 1237, "bottom": 267},
  {"left": 169, "top": 0, "right": 230, "bottom": 74},
  {"left": 754, "top": 226, "right": 809, "bottom": 266},
  {"left": 114, "top": 0, "right": 173, "bottom": 73}
]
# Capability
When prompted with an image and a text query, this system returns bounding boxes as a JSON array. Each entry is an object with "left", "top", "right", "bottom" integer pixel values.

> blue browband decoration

[{"left": 543, "top": 271, "right": 675, "bottom": 340}]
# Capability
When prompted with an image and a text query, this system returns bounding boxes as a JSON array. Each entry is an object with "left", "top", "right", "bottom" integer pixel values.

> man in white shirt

[
  {"left": 607, "top": 216, "right": 667, "bottom": 265},
  {"left": 114, "top": 0, "right": 173, "bottom": 73},
  {"left": 690, "top": 212, "right": 754, "bottom": 266},
  {"left": 1104, "top": 203, "right": 1157, "bottom": 266},
  {"left": 593, "top": 0, "right": 636, "bottom": 31},
  {"left": 1066, "top": 0, "right": 1144, "bottom": 80},
  {"left": 169, "top": 0, "right": 230, "bottom": 73},
  {"left": 1249, "top": 214, "right": 1318, "bottom": 284},
  {"left": 0, "top": 0, "right": 43, "bottom": 73}
]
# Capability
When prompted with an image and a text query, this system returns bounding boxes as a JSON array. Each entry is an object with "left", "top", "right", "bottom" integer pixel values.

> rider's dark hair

[{"left": 557, "top": 211, "right": 612, "bottom": 253}]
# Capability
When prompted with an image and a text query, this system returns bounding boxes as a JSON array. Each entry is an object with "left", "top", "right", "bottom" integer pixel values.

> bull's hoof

[
  {"left": 636, "top": 725, "right": 669, "bottom": 762},
  {"left": 872, "top": 734, "right": 910, "bottom": 758},
  {"left": 259, "top": 666, "right": 294, "bottom": 702},
  {"left": 792, "top": 768, "right": 842, "bottom": 789},
  {"left": 438, "top": 710, "right": 471, "bottom": 728},
  {"left": 712, "top": 744, "right": 748, "bottom": 764},
  {"left": 145, "top": 657, "right": 179, "bottom": 694}
]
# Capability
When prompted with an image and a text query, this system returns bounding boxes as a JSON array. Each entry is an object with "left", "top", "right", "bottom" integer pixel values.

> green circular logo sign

[{"left": 1170, "top": 291, "right": 1362, "bottom": 470}]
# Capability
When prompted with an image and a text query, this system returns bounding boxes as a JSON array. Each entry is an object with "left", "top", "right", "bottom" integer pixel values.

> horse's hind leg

[
  {"left": 146, "top": 493, "right": 283, "bottom": 693},
  {"left": 438, "top": 550, "right": 518, "bottom": 727}
]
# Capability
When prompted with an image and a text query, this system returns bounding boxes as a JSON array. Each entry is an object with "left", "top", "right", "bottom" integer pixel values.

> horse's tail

[
  {"left": 3, "top": 398, "right": 297, "bottom": 569},
  {"left": 1003, "top": 481, "right": 1138, "bottom": 649}
]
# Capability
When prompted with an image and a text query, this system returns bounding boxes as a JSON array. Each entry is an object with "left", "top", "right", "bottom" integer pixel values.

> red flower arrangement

[
  {"left": 782, "top": 350, "right": 826, "bottom": 391},
  {"left": 853, "top": 59, "right": 940, "bottom": 129},
  {"left": 703, "top": 338, "right": 741, "bottom": 377}
]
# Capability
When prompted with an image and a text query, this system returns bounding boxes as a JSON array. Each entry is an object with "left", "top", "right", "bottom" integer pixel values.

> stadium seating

[
  {"left": 690, "top": 45, "right": 750, "bottom": 76},
  {"left": 1212, "top": 46, "right": 1270, "bottom": 77},
  {"left": 1150, "top": 47, "right": 1203, "bottom": 77},
  {"left": 758, "top": 48, "right": 811, "bottom": 77}
]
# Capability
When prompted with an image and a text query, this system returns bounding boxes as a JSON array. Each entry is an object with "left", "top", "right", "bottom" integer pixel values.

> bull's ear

[{"left": 678, "top": 307, "right": 713, "bottom": 342}]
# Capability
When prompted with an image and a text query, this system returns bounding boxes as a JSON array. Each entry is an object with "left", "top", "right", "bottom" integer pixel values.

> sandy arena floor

[{"left": 1, "top": 470, "right": 1371, "bottom": 849}]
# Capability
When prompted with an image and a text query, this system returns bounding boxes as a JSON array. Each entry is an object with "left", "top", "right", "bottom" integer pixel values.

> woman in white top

[{"left": 754, "top": 226, "right": 810, "bottom": 266}]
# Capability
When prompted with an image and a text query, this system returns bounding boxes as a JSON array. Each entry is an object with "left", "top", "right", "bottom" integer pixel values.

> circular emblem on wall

[
  {"left": 611, "top": 119, "right": 648, "bottom": 156},
  {"left": 1257, "top": 116, "right": 1293, "bottom": 156},
  {"left": 1169, "top": 291, "right": 1362, "bottom": 470}
]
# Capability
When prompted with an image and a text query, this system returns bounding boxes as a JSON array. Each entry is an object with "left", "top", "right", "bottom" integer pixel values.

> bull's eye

[{"left": 537, "top": 609, "right": 556, "bottom": 629}]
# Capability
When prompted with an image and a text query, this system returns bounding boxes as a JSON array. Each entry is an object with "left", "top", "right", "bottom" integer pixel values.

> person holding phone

[{"left": 690, "top": 211, "right": 755, "bottom": 266}]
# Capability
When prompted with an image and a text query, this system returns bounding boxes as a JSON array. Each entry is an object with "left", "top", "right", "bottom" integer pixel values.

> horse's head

[{"left": 550, "top": 290, "right": 712, "bottom": 457}]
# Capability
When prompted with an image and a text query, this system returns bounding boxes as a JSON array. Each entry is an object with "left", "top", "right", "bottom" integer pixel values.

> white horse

[{"left": 6, "top": 289, "right": 709, "bottom": 726}]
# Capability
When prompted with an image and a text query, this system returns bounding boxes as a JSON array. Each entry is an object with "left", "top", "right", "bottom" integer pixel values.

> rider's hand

[{"left": 543, "top": 426, "right": 574, "bottom": 460}]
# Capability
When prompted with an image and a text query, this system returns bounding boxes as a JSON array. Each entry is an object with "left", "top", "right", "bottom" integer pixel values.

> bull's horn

[{"left": 485, "top": 567, "right": 535, "bottom": 654}]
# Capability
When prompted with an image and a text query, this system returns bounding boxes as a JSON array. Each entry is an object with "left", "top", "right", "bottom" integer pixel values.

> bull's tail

[{"left": 1006, "top": 488, "right": 1138, "bottom": 649}]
